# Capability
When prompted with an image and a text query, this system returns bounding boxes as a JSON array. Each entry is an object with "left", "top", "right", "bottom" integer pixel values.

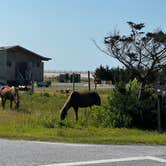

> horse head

[{"left": 60, "top": 93, "right": 73, "bottom": 120}]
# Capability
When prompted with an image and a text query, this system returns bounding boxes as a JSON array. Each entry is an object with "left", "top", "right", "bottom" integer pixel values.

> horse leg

[
  {"left": 10, "top": 100, "right": 13, "bottom": 109},
  {"left": 2, "top": 98, "right": 6, "bottom": 109},
  {"left": 74, "top": 107, "right": 79, "bottom": 121}
]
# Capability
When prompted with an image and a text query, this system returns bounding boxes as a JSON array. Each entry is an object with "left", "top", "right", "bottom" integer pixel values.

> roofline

[{"left": 0, "top": 45, "right": 51, "bottom": 61}]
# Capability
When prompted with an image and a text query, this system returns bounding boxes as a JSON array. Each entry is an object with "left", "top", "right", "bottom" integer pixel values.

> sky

[{"left": 0, "top": 0, "right": 166, "bottom": 71}]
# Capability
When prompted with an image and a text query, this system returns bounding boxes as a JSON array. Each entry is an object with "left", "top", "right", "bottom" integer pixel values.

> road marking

[
  {"left": 146, "top": 156, "right": 166, "bottom": 162},
  {"left": 40, "top": 156, "right": 166, "bottom": 166},
  {"left": 33, "top": 141, "right": 96, "bottom": 147}
]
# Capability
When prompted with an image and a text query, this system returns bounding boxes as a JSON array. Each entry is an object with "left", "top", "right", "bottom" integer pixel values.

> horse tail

[{"left": 60, "top": 93, "right": 73, "bottom": 120}]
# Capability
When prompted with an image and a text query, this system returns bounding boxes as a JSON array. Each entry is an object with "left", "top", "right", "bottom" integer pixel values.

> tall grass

[
  {"left": 0, "top": 87, "right": 166, "bottom": 144},
  {"left": 0, "top": 88, "right": 110, "bottom": 129}
]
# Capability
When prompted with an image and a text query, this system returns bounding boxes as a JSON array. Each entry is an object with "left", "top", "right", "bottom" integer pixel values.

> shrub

[{"left": 106, "top": 79, "right": 158, "bottom": 129}]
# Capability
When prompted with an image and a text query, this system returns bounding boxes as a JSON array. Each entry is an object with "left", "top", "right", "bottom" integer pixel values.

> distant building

[
  {"left": 58, "top": 73, "right": 70, "bottom": 83},
  {"left": 0, "top": 45, "right": 51, "bottom": 85},
  {"left": 70, "top": 73, "right": 81, "bottom": 83},
  {"left": 58, "top": 73, "right": 81, "bottom": 83}
]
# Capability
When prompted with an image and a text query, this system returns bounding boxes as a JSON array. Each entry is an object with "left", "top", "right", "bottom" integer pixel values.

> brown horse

[
  {"left": 60, "top": 91, "right": 101, "bottom": 121},
  {"left": 0, "top": 86, "right": 19, "bottom": 109}
]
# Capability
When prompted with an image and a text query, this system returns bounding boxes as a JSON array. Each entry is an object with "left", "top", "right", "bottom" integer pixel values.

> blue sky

[{"left": 0, "top": 0, "right": 166, "bottom": 71}]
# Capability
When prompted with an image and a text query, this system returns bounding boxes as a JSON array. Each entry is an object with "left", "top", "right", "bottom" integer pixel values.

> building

[
  {"left": 58, "top": 73, "right": 81, "bottom": 83},
  {"left": 0, "top": 45, "right": 51, "bottom": 86}
]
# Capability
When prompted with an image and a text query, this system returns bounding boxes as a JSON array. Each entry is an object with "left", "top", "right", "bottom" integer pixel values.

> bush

[{"left": 106, "top": 79, "right": 158, "bottom": 129}]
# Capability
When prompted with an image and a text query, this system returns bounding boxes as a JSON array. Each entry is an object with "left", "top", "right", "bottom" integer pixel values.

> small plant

[
  {"left": 42, "top": 116, "right": 56, "bottom": 128},
  {"left": 40, "top": 92, "right": 50, "bottom": 97}
]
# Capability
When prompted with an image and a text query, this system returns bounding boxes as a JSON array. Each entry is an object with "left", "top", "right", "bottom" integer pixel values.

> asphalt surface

[{"left": 0, "top": 139, "right": 166, "bottom": 166}]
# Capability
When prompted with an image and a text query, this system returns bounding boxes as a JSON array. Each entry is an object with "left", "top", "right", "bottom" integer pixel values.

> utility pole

[{"left": 157, "top": 89, "right": 162, "bottom": 133}]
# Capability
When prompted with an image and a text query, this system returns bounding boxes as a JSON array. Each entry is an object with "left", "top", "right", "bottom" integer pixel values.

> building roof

[{"left": 0, "top": 45, "right": 51, "bottom": 61}]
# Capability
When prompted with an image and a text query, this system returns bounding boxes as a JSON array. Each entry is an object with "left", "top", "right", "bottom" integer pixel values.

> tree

[
  {"left": 109, "top": 67, "right": 132, "bottom": 84},
  {"left": 94, "top": 65, "right": 134, "bottom": 84},
  {"left": 93, "top": 21, "right": 166, "bottom": 86},
  {"left": 94, "top": 65, "right": 112, "bottom": 82}
]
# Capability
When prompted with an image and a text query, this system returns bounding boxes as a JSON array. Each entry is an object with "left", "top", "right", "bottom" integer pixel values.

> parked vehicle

[
  {"left": 37, "top": 81, "right": 51, "bottom": 87},
  {"left": 18, "top": 85, "right": 31, "bottom": 91},
  {"left": 0, "top": 82, "right": 6, "bottom": 88}
]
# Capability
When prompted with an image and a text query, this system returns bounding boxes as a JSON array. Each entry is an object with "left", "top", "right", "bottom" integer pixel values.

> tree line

[
  {"left": 94, "top": 65, "right": 166, "bottom": 85},
  {"left": 94, "top": 65, "right": 132, "bottom": 84}
]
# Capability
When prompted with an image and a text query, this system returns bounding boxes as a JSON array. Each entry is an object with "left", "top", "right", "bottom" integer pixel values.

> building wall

[
  {"left": 0, "top": 49, "right": 44, "bottom": 84},
  {"left": 8, "top": 50, "right": 43, "bottom": 82},
  {"left": 29, "top": 61, "right": 43, "bottom": 81},
  {"left": 0, "top": 50, "right": 7, "bottom": 83}
]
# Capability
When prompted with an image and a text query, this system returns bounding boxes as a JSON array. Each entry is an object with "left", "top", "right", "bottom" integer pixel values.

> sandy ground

[{"left": 44, "top": 71, "right": 94, "bottom": 79}]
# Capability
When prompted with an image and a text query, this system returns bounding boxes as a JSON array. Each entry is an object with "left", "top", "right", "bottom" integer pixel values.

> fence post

[
  {"left": 88, "top": 71, "right": 91, "bottom": 91},
  {"left": 31, "top": 73, "right": 34, "bottom": 94},
  {"left": 72, "top": 72, "right": 75, "bottom": 91}
]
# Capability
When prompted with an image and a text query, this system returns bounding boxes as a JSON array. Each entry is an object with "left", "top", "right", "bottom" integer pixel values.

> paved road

[{"left": 0, "top": 139, "right": 166, "bottom": 166}]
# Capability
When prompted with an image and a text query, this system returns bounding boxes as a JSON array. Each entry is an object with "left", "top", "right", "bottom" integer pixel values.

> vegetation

[
  {"left": 94, "top": 65, "right": 132, "bottom": 84},
  {"left": 92, "top": 22, "right": 166, "bottom": 132},
  {"left": 97, "top": 21, "right": 166, "bottom": 86},
  {"left": 107, "top": 79, "right": 159, "bottom": 129},
  {"left": 0, "top": 86, "right": 165, "bottom": 144}
]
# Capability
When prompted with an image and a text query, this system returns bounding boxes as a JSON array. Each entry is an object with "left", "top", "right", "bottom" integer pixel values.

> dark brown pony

[
  {"left": 0, "top": 86, "right": 19, "bottom": 109},
  {"left": 60, "top": 91, "right": 101, "bottom": 121}
]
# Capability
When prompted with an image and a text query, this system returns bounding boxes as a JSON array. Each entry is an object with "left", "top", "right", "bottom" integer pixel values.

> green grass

[
  {"left": 0, "top": 86, "right": 165, "bottom": 144},
  {"left": 0, "top": 125, "right": 166, "bottom": 144}
]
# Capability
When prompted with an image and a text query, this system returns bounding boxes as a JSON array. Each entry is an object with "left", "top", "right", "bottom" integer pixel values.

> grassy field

[{"left": 0, "top": 86, "right": 166, "bottom": 145}]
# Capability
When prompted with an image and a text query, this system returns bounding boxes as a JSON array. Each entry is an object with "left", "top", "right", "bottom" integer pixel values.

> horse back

[
  {"left": 70, "top": 91, "right": 101, "bottom": 108},
  {"left": 86, "top": 92, "right": 101, "bottom": 106},
  {"left": 0, "top": 86, "right": 17, "bottom": 99}
]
